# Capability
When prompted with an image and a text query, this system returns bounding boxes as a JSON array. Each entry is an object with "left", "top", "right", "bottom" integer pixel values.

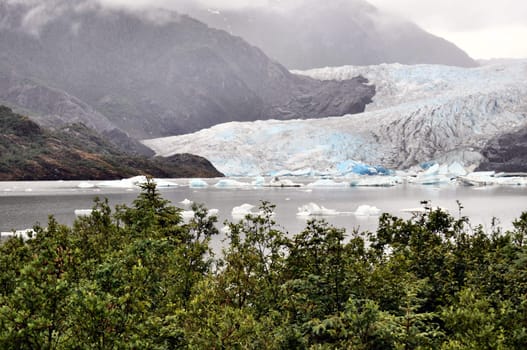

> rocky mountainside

[
  {"left": 0, "top": 106, "right": 222, "bottom": 180},
  {"left": 187, "top": 0, "right": 477, "bottom": 70},
  {"left": 0, "top": 0, "right": 374, "bottom": 140},
  {"left": 143, "top": 61, "right": 527, "bottom": 175},
  {"left": 0, "top": 69, "right": 153, "bottom": 156},
  {"left": 477, "top": 128, "right": 527, "bottom": 172}
]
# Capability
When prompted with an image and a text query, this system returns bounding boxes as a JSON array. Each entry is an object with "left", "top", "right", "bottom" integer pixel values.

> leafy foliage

[{"left": 1, "top": 184, "right": 527, "bottom": 349}]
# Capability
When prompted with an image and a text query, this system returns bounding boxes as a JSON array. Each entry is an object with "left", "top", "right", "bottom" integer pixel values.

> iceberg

[
  {"left": 1, "top": 229, "right": 33, "bottom": 241},
  {"left": 459, "top": 172, "right": 527, "bottom": 186},
  {"left": 354, "top": 205, "right": 381, "bottom": 216},
  {"left": 232, "top": 203, "right": 257, "bottom": 219},
  {"left": 214, "top": 179, "right": 251, "bottom": 188},
  {"left": 350, "top": 175, "right": 401, "bottom": 187},
  {"left": 267, "top": 177, "right": 302, "bottom": 187},
  {"left": 96, "top": 179, "right": 138, "bottom": 189},
  {"left": 401, "top": 206, "right": 449, "bottom": 213},
  {"left": 208, "top": 208, "right": 220, "bottom": 216},
  {"left": 252, "top": 176, "right": 266, "bottom": 187},
  {"left": 181, "top": 208, "right": 219, "bottom": 222},
  {"left": 181, "top": 211, "right": 195, "bottom": 221},
  {"left": 95, "top": 176, "right": 177, "bottom": 189},
  {"left": 297, "top": 203, "right": 339, "bottom": 216},
  {"left": 409, "top": 174, "right": 453, "bottom": 185},
  {"left": 74, "top": 209, "right": 93, "bottom": 217},
  {"left": 189, "top": 179, "right": 209, "bottom": 188},
  {"left": 306, "top": 179, "right": 348, "bottom": 188},
  {"left": 408, "top": 164, "right": 455, "bottom": 185},
  {"left": 448, "top": 162, "right": 468, "bottom": 177},
  {"left": 77, "top": 182, "right": 95, "bottom": 189},
  {"left": 401, "top": 207, "right": 427, "bottom": 214},
  {"left": 458, "top": 171, "right": 496, "bottom": 186},
  {"left": 179, "top": 198, "right": 193, "bottom": 206}
]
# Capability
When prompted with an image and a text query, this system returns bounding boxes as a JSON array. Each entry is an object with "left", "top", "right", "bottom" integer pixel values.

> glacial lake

[{"left": 1, "top": 179, "right": 527, "bottom": 241}]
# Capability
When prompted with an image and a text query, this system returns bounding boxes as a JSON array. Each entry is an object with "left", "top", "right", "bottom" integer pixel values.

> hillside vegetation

[
  {"left": 1, "top": 181, "right": 527, "bottom": 349},
  {"left": 0, "top": 106, "right": 222, "bottom": 180}
]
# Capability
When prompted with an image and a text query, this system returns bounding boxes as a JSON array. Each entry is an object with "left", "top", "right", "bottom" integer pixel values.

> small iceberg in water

[
  {"left": 189, "top": 179, "right": 209, "bottom": 188},
  {"left": 306, "top": 179, "right": 348, "bottom": 188},
  {"left": 267, "top": 177, "right": 302, "bottom": 187},
  {"left": 297, "top": 202, "right": 339, "bottom": 216},
  {"left": 232, "top": 203, "right": 257, "bottom": 219},
  {"left": 1, "top": 229, "right": 34, "bottom": 241},
  {"left": 354, "top": 205, "right": 381, "bottom": 217},
  {"left": 179, "top": 198, "right": 193, "bottom": 206},
  {"left": 350, "top": 175, "right": 401, "bottom": 187},
  {"left": 74, "top": 209, "right": 93, "bottom": 217},
  {"left": 77, "top": 182, "right": 95, "bottom": 189},
  {"left": 214, "top": 179, "right": 251, "bottom": 188}
]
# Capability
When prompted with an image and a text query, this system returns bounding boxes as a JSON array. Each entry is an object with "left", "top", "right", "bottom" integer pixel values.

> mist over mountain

[
  {"left": 0, "top": 0, "right": 374, "bottom": 141},
  {"left": 184, "top": 0, "right": 478, "bottom": 69}
]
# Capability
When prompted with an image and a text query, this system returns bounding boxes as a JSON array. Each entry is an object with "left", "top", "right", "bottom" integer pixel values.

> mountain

[
  {"left": 186, "top": 0, "right": 477, "bottom": 70},
  {"left": 477, "top": 128, "right": 527, "bottom": 172},
  {"left": 0, "top": 106, "right": 222, "bottom": 180},
  {"left": 0, "top": 68, "right": 153, "bottom": 156},
  {"left": 0, "top": 0, "right": 374, "bottom": 140},
  {"left": 142, "top": 61, "right": 527, "bottom": 176}
]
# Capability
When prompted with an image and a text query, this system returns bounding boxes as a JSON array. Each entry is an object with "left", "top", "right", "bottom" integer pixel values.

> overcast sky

[{"left": 101, "top": 0, "right": 527, "bottom": 59}]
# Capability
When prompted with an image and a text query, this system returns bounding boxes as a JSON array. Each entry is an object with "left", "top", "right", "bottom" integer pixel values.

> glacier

[{"left": 143, "top": 61, "right": 527, "bottom": 176}]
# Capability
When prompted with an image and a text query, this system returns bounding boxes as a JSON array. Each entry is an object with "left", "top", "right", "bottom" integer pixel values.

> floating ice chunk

[
  {"left": 181, "top": 208, "right": 219, "bottom": 222},
  {"left": 401, "top": 207, "right": 427, "bottom": 213},
  {"left": 24, "top": 188, "right": 33, "bottom": 192},
  {"left": 354, "top": 205, "right": 381, "bottom": 216},
  {"left": 96, "top": 178, "right": 137, "bottom": 189},
  {"left": 214, "top": 179, "right": 251, "bottom": 188},
  {"left": 181, "top": 211, "right": 195, "bottom": 221},
  {"left": 74, "top": 209, "right": 93, "bottom": 217},
  {"left": 267, "top": 177, "right": 302, "bottom": 187},
  {"left": 448, "top": 162, "right": 467, "bottom": 177},
  {"left": 252, "top": 176, "right": 266, "bottom": 187},
  {"left": 297, "top": 202, "right": 339, "bottom": 216},
  {"left": 78, "top": 182, "right": 95, "bottom": 189},
  {"left": 1, "top": 229, "right": 33, "bottom": 241},
  {"left": 461, "top": 172, "right": 527, "bottom": 186},
  {"left": 351, "top": 163, "right": 379, "bottom": 175},
  {"left": 423, "top": 163, "right": 440, "bottom": 176},
  {"left": 306, "top": 179, "right": 348, "bottom": 188},
  {"left": 401, "top": 206, "right": 449, "bottom": 213},
  {"left": 409, "top": 174, "right": 452, "bottom": 185},
  {"left": 189, "top": 179, "right": 209, "bottom": 188},
  {"left": 179, "top": 198, "right": 193, "bottom": 206},
  {"left": 458, "top": 171, "right": 496, "bottom": 186},
  {"left": 437, "top": 164, "right": 450, "bottom": 175},
  {"left": 232, "top": 203, "right": 256, "bottom": 219},
  {"left": 495, "top": 176, "right": 527, "bottom": 186},
  {"left": 221, "top": 225, "right": 231, "bottom": 234},
  {"left": 350, "top": 176, "right": 401, "bottom": 187}
]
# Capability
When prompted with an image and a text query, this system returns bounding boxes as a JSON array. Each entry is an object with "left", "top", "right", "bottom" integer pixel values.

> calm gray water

[{"left": 1, "top": 179, "right": 527, "bottom": 237}]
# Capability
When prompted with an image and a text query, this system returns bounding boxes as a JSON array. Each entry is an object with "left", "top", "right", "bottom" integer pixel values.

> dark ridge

[{"left": 0, "top": 106, "right": 223, "bottom": 180}]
